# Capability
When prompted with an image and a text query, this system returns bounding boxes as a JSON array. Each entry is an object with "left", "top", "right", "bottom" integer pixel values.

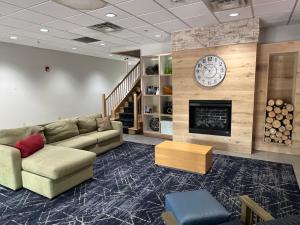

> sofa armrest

[
  {"left": 0, "top": 145, "right": 22, "bottom": 190},
  {"left": 111, "top": 121, "right": 123, "bottom": 141}
]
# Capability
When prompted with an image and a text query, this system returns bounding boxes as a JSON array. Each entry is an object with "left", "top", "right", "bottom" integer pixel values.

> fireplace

[{"left": 189, "top": 100, "right": 232, "bottom": 136}]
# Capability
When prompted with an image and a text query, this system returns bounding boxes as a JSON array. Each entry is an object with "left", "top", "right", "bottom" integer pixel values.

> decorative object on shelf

[
  {"left": 164, "top": 61, "right": 172, "bottom": 74},
  {"left": 195, "top": 55, "right": 226, "bottom": 87},
  {"left": 144, "top": 106, "right": 153, "bottom": 114},
  {"left": 160, "top": 120, "right": 173, "bottom": 135},
  {"left": 146, "top": 86, "right": 159, "bottom": 95},
  {"left": 146, "top": 64, "right": 159, "bottom": 75},
  {"left": 163, "top": 85, "right": 172, "bottom": 95},
  {"left": 264, "top": 98, "right": 294, "bottom": 145},
  {"left": 163, "top": 101, "right": 173, "bottom": 114},
  {"left": 149, "top": 117, "right": 160, "bottom": 132}
]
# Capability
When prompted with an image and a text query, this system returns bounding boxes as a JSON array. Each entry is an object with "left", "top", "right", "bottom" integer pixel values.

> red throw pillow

[{"left": 15, "top": 134, "right": 44, "bottom": 158}]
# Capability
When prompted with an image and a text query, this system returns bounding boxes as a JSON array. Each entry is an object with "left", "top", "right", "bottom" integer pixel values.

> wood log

[
  {"left": 286, "top": 124, "right": 293, "bottom": 131},
  {"left": 286, "top": 113, "right": 293, "bottom": 120},
  {"left": 284, "top": 130, "right": 291, "bottom": 136},
  {"left": 282, "top": 135, "right": 288, "bottom": 141},
  {"left": 277, "top": 138, "right": 283, "bottom": 143},
  {"left": 276, "top": 114, "right": 283, "bottom": 121},
  {"left": 265, "top": 123, "right": 273, "bottom": 129},
  {"left": 279, "top": 126, "right": 286, "bottom": 132},
  {"left": 275, "top": 99, "right": 284, "bottom": 106},
  {"left": 283, "top": 119, "right": 290, "bottom": 125},
  {"left": 266, "top": 117, "right": 274, "bottom": 123},
  {"left": 282, "top": 109, "right": 288, "bottom": 116},
  {"left": 266, "top": 106, "right": 273, "bottom": 112},
  {"left": 285, "top": 139, "right": 292, "bottom": 145},
  {"left": 274, "top": 107, "right": 281, "bottom": 114},
  {"left": 270, "top": 134, "right": 276, "bottom": 139},
  {"left": 265, "top": 130, "right": 271, "bottom": 136},
  {"left": 272, "top": 120, "right": 281, "bottom": 129},
  {"left": 268, "top": 111, "right": 276, "bottom": 118},
  {"left": 269, "top": 128, "right": 277, "bottom": 135},
  {"left": 268, "top": 99, "right": 275, "bottom": 106},
  {"left": 286, "top": 104, "right": 294, "bottom": 112},
  {"left": 276, "top": 132, "right": 283, "bottom": 138},
  {"left": 264, "top": 137, "right": 271, "bottom": 143}
]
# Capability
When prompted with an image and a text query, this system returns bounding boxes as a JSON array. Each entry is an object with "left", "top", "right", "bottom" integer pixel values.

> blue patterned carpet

[{"left": 0, "top": 141, "right": 300, "bottom": 225}]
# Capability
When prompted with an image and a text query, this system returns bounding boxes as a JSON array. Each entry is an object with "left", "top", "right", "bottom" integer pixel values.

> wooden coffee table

[{"left": 155, "top": 141, "right": 213, "bottom": 174}]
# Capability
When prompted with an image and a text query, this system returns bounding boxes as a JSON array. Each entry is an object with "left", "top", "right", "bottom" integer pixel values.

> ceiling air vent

[
  {"left": 73, "top": 37, "right": 100, "bottom": 43},
  {"left": 89, "top": 22, "right": 123, "bottom": 33},
  {"left": 203, "top": 0, "right": 249, "bottom": 12}
]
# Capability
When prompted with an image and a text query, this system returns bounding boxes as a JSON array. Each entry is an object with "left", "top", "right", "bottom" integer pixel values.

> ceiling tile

[
  {"left": 90, "top": 41, "right": 118, "bottom": 48},
  {"left": 184, "top": 15, "right": 219, "bottom": 27},
  {"left": 157, "top": 0, "right": 201, "bottom": 9},
  {"left": 104, "top": 0, "right": 129, "bottom": 4},
  {"left": 291, "top": 9, "right": 300, "bottom": 23},
  {"left": 0, "top": 1, "right": 22, "bottom": 16},
  {"left": 155, "top": 19, "right": 188, "bottom": 33},
  {"left": 259, "top": 12, "right": 291, "bottom": 27},
  {"left": 138, "top": 10, "right": 176, "bottom": 24},
  {"left": 110, "top": 29, "right": 138, "bottom": 38},
  {"left": 10, "top": 9, "right": 56, "bottom": 24},
  {"left": 127, "top": 35, "right": 155, "bottom": 44},
  {"left": 215, "top": 6, "right": 253, "bottom": 23},
  {"left": 114, "top": 17, "right": 148, "bottom": 29},
  {"left": 0, "top": 0, "right": 48, "bottom": 8},
  {"left": 131, "top": 25, "right": 163, "bottom": 36},
  {"left": 92, "top": 33, "right": 135, "bottom": 45},
  {"left": 0, "top": 17, "right": 35, "bottom": 29},
  {"left": 30, "top": 1, "right": 81, "bottom": 19},
  {"left": 87, "top": 5, "right": 131, "bottom": 21},
  {"left": 253, "top": 0, "right": 296, "bottom": 16},
  {"left": 116, "top": 0, "right": 162, "bottom": 15},
  {"left": 63, "top": 13, "right": 104, "bottom": 26},
  {"left": 69, "top": 27, "right": 100, "bottom": 37},
  {"left": 296, "top": 1, "right": 300, "bottom": 10},
  {"left": 169, "top": 2, "right": 211, "bottom": 19},
  {"left": 45, "top": 20, "right": 81, "bottom": 31}
]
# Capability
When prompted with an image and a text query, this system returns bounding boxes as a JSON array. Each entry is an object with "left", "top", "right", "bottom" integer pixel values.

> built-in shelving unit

[{"left": 141, "top": 53, "right": 173, "bottom": 139}]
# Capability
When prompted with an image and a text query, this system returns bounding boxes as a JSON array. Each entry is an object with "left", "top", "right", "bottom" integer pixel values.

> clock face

[{"left": 195, "top": 55, "right": 226, "bottom": 87}]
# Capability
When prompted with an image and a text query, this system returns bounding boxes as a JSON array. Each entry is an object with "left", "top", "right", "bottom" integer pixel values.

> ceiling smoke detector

[
  {"left": 203, "top": 0, "right": 249, "bottom": 12},
  {"left": 89, "top": 22, "right": 123, "bottom": 33},
  {"left": 53, "top": 0, "right": 107, "bottom": 10}
]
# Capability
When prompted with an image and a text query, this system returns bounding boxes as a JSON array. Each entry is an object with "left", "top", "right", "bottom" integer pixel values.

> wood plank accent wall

[
  {"left": 172, "top": 43, "right": 258, "bottom": 154},
  {"left": 253, "top": 41, "right": 300, "bottom": 155}
]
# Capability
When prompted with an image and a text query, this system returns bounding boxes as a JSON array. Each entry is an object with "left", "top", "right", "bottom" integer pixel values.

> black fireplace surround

[{"left": 189, "top": 100, "right": 232, "bottom": 136}]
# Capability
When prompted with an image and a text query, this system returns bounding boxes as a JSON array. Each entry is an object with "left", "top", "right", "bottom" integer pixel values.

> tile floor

[{"left": 124, "top": 134, "right": 300, "bottom": 186}]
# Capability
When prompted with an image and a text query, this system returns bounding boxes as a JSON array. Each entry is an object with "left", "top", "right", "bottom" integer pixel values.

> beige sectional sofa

[{"left": 0, "top": 114, "right": 123, "bottom": 199}]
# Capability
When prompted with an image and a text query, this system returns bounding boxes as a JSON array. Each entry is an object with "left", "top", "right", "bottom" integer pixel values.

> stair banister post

[
  {"left": 133, "top": 93, "right": 138, "bottom": 129},
  {"left": 102, "top": 94, "right": 107, "bottom": 117}
]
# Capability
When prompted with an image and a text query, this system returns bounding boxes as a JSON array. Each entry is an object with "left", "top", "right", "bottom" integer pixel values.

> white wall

[
  {"left": 260, "top": 23, "right": 300, "bottom": 43},
  {"left": 0, "top": 42, "right": 126, "bottom": 129}
]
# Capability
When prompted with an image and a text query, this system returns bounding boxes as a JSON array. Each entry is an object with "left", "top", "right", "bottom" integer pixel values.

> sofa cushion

[
  {"left": 84, "top": 130, "right": 120, "bottom": 143},
  {"left": 15, "top": 134, "right": 44, "bottom": 158},
  {"left": 257, "top": 215, "right": 300, "bottom": 225},
  {"left": 165, "top": 190, "right": 230, "bottom": 225},
  {"left": 44, "top": 120, "right": 79, "bottom": 143},
  {"left": 96, "top": 117, "right": 113, "bottom": 132},
  {"left": 22, "top": 145, "right": 96, "bottom": 180},
  {"left": 52, "top": 136, "right": 97, "bottom": 149},
  {"left": 0, "top": 127, "right": 32, "bottom": 147},
  {"left": 77, "top": 116, "right": 97, "bottom": 134}
]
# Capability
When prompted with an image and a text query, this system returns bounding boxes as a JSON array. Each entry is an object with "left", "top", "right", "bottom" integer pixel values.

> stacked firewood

[{"left": 264, "top": 99, "right": 294, "bottom": 145}]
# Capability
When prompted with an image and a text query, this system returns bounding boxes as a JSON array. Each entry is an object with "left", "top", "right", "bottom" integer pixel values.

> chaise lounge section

[{"left": 0, "top": 114, "right": 123, "bottom": 199}]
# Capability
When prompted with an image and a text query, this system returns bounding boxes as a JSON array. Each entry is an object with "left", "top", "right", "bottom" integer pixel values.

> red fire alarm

[{"left": 45, "top": 66, "right": 50, "bottom": 72}]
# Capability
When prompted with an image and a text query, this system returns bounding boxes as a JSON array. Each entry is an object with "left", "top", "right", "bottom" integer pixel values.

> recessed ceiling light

[
  {"left": 109, "top": 54, "right": 113, "bottom": 56},
  {"left": 40, "top": 28, "right": 49, "bottom": 33},
  {"left": 10, "top": 36, "right": 18, "bottom": 40},
  {"left": 229, "top": 13, "right": 239, "bottom": 17},
  {"left": 106, "top": 13, "right": 116, "bottom": 18},
  {"left": 155, "top": 34, "right": 162, "bottom": 38},
  {"left": 72, "top": 47, "right": 77, "bottom": 50},
  {"left": 100, "top": 43, "right": 105, "bottom": 46}
]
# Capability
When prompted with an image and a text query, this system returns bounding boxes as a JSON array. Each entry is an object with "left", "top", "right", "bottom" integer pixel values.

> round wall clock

[{"left": 195, "top": 55, "right": 226, "bottom": 87}]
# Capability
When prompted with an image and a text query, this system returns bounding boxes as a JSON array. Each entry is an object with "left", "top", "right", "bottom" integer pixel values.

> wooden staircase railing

[{"left": 102, "top": 61, "right": 141, "bottom": 117}]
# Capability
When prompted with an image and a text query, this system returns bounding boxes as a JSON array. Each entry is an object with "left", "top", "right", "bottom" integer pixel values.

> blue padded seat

[{"left": 165, "top": 190, "right": 230, "bottom": 225}]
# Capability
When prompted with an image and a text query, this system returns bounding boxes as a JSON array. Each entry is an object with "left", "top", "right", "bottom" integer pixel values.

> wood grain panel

[
  {"left": 172, "top": 43, "right": 258, "bottom": 154},
  {"left": 253, "top": 41, "right": 300, "bottom": 155}
]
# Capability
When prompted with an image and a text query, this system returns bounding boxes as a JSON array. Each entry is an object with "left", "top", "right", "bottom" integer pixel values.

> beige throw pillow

[
  {"left": 96, "top": 117, "right": 113, "bottom": 132},
  {"left": 77, "top": 116, "right": 97, "bottom": 134}
]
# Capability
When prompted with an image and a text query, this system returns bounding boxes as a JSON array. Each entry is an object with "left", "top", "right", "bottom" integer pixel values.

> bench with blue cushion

[{"left": 164, "top": 190, "right": 231, "bottom": 225}]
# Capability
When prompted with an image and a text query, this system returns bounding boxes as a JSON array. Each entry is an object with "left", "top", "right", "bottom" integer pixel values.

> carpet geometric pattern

[{"left": 0, "top": 141, "right": 300, "bottom": 225}]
